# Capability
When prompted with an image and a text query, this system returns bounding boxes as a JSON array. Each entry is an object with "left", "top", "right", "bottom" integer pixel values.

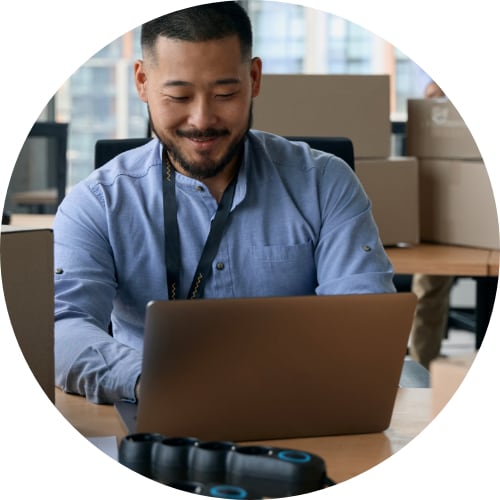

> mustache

[{"left": 176, "top": 128, "right": 230, "bottom": 139}]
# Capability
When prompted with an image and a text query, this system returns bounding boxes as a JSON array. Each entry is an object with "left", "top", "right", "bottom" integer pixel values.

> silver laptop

[{"left": 117, "top": 293, "right": 417, "bottom": 441}]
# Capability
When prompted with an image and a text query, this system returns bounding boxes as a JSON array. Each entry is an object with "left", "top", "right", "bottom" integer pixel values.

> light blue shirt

[{"left": 54, "top": 130, "right": 396, "bottom": 403}]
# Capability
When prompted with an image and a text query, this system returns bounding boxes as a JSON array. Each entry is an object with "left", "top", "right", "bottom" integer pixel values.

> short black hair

[{"left": 141, "top": 2, "right": 253, "bottom": 60}]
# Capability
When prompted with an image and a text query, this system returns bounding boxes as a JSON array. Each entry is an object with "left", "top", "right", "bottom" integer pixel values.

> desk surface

[
  {"left": 55, "top": 387, "right": 432, "bottom": 484},
  {"left": 386, "top": 243, "right": 498, "bottom": 277},
  {"left": 9, "top": 213, "right": 55, "bottom": 228},
  {"left": 488, "top": 250, "right": 500, "bottom": 276},
  {"left": 11, "top": 188, "right": 58, "bottom": 205}
]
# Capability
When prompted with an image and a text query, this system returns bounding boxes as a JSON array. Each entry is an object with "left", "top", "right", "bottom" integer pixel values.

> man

[{"left": 54, "top": 2, "right": 395, "bottom": 404}]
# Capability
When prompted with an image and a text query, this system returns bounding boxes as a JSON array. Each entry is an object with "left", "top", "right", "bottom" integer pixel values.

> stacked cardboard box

[
  {"left": 253, "top": 74, "right": 420, "bottom": 246},
  {"left": 355, "top": 157, "right": 419, "bottom": 246},
  {"left": 407, "top": 98, "right": 499, "bottom": 250}
]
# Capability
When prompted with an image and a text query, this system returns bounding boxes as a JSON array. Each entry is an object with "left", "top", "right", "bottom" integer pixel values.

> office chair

[
  {"left": 30, "top": 122, "right": 69, "bottom": 207},
  {"left": 95, "top": 138, "right": 153, "bottom": 169},
  {"left": 285, "top": 136, "right": 354, "bottom": 171},
  {"left": 94, "top": 136, "right": 355, "bottom": 171}
]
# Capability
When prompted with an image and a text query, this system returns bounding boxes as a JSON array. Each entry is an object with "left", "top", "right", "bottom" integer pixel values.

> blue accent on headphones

[
  {"left": 209, "top": 485, "right": 248, "bottom": 499},
  {"left": 277, "top": 450, "right": 311, "bottom": 463}
]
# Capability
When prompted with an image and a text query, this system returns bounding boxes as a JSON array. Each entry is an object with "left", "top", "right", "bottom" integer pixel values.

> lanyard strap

[{"left": 162, "top": 149, "right": 238, "bottom": 300}]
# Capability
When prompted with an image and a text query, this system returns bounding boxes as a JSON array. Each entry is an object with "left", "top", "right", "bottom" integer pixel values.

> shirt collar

[{"left": 156, "top": 136, "right": 251, "bottom": 211}]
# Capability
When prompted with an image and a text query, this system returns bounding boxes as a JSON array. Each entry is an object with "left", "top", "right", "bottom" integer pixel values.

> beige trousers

[{"left": 409, "top": 274, "right": 455, "bottom": 369}]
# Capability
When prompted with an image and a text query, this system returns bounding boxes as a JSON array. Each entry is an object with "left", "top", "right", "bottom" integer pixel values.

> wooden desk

[
  {"left": 487, "top": 250, "right": 500, "bottom": 276},
  {"left": 10, "top": 189, "right": 58, "bottom": 213},
  {"left": 386, "top": 243, "right": 498, "bottom": 349},
  {"left": 55, "top": 387, "right": 432, "bottom": 484},
  {"left": 9, "top": 213, "right": 55, "bottom": 229},
  {"left": 385, "top": 243, "right": 497, "bottom": 277}
]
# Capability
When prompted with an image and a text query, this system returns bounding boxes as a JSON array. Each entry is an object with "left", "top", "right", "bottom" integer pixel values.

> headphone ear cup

[
  {"left": 189, "top": 441, "right": 236, "bottom": 484},
  {"left": 226, "top": 445, "right": 330, "bottom": 497},
  {"left": 150, "top": 436, "right": 199, "bottom": 484},
  {"left": 117, "top": 432, "right": 164, "bottom": 479}
]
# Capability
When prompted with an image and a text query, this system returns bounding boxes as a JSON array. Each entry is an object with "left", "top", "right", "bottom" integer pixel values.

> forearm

[{"left": 54, "top": 317, "right": 142, "bottom": 404}]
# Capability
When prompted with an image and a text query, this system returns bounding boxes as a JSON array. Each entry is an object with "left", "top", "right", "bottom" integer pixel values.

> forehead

[{"left": 148, "top": 35, "right": 246, "bottom": 76}]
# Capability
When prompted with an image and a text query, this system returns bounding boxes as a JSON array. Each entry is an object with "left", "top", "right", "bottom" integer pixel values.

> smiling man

[
  {"left": 135, "top": 27, "right": 261, "bottom": 196},
  {"left": 53, "top": 2, "right": 396, "bottom": 404}
]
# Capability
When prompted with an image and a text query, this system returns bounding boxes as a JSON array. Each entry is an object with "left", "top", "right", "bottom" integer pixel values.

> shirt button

[
  {"left": 216, "top": 262, "right": 225, "bottom": 271},
  {"left": 362, "top": 245, "right": 372, "bottom": 252},
  {"left": 55, "top": 268, "right": 64, "bottom": 274},
  {"left": 195, "top": 185, "right": 204, "bottom": 192}
]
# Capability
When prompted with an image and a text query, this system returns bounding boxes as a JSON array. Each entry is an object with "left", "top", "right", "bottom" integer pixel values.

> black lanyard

[{"left": 162, "top": 149, "right": 238, "bottom": 300}]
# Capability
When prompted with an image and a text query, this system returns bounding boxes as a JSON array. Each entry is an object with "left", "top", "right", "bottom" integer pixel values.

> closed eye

[
  {"left": 167, "top": 95, "right": 190, "bottom": 102},
  {"left": 215, "top": 91, "right": 239, "bottom": 100}
]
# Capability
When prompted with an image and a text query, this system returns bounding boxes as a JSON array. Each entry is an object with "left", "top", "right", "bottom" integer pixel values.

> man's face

[{"left": 135, "top": 35, "right": 262, "bottom": 179}]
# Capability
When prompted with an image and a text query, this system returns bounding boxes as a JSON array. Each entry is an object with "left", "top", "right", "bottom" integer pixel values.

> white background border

[{"left": 1, "top": 1, "right": 499, "bottom": 498}]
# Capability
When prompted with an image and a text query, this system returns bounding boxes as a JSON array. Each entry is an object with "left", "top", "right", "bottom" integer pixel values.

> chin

[{"left": 184, "top": 161, "right": 228, "bottom": 180}]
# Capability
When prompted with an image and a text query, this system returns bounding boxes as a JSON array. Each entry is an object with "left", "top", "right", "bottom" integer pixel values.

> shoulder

[
  {"left": 247, "top": 130, "right": 313, "bottom": 161},
  {"left": 89, "top": 138, "right": 162, "bottom": 185},
  {"left": 61, "top": 138, "right": 162, "bottom": 212},
  {"left": 247, "top": 129, "right": 355, "bottom": 179}
]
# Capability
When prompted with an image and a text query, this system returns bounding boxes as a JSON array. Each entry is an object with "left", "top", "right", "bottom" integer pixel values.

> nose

[{"left": 187, "top": 95, "right": 218, "bottom": 131}]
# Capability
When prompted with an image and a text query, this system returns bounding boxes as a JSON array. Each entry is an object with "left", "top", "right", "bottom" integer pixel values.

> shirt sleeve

[
  {"left": 314, "top": 157, "right": 397, "bottom": 295},
  {"left": 53, "top": 183, "right": 142, "bottom": 404}
]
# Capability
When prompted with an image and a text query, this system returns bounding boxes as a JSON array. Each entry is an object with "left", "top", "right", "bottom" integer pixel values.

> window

[{"left": 51, "top": 1, "right": 426, "bottom": 189}]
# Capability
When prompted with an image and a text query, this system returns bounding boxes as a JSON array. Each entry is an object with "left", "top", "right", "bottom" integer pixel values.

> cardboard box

[
  {"left": 253, "top": 74, "right": 391, "bottom": 159},
  {"left": 430, "top": 355, "right": 475, "bottom": 417},
  {"left": 406, "top": 98, "right": 481, "bottom": 160},
  {"left": 356, "top": 157, "right": 420, "bottom": 246},
  {"left": 1, "top": 226, "right": 55, "bottom": 403},
  {"left": 419, "top": 159, "right": 499, "bottom": 249}
]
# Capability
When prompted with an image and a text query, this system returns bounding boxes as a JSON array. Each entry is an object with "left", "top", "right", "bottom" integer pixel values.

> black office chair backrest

[
  {"left": 94, "top": 136, "right": 355, "bottom": 171},
  {"left": 95, "top": 138, "right": 153, "bottom": 169},
  {"left": 285, "top": 136, "right": 354, "bottom": 171}
]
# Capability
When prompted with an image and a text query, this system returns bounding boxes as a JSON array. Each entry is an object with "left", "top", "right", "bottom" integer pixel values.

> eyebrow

[{"left": 163, "top": 77, "right": 242, "bottom": 88}]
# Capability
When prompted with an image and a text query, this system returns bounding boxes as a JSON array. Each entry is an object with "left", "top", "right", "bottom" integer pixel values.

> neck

[
  {"left": 166, "top": 151, "right": 241, "bottom": 203},
  {"left": 200, "top": 163, "right": 239, "bottom": 202}
]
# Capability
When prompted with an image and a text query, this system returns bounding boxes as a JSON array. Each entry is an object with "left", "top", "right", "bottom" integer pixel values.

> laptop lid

[{"left": 133, "top": 293, "right": 417, "bottom": 442}]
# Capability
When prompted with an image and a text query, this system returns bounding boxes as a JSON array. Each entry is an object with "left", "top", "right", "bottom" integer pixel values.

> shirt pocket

[{"left": 248, "top": 241, "right": 316, "bottom": 295}]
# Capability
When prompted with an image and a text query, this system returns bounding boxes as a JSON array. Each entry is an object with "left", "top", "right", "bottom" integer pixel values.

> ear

[
  {"left": 250, "top": 57, "right": 262, "bottom": 98},
  {"left": 134, "top": 60, "right": 148, "bottom": 103}
]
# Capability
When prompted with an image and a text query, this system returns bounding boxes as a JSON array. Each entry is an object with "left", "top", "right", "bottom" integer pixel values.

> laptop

[{"left": 116, "top": 292, "right": 417, "bottom": 441}]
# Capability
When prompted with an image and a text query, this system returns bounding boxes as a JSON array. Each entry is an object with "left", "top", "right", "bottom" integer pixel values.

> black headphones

[{"left": 119, "top": 433, "right": 336, "bottom": 498}]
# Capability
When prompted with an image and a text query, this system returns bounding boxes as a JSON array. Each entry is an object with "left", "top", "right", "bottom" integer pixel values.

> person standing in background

[{"left": 409, "top": 78, "right": 456, "bottom": 369}]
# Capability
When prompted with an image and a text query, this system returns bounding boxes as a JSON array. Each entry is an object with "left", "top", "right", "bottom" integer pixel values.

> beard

[{"left": 148, "top": 105, "right": 253, "bottom": 180}]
